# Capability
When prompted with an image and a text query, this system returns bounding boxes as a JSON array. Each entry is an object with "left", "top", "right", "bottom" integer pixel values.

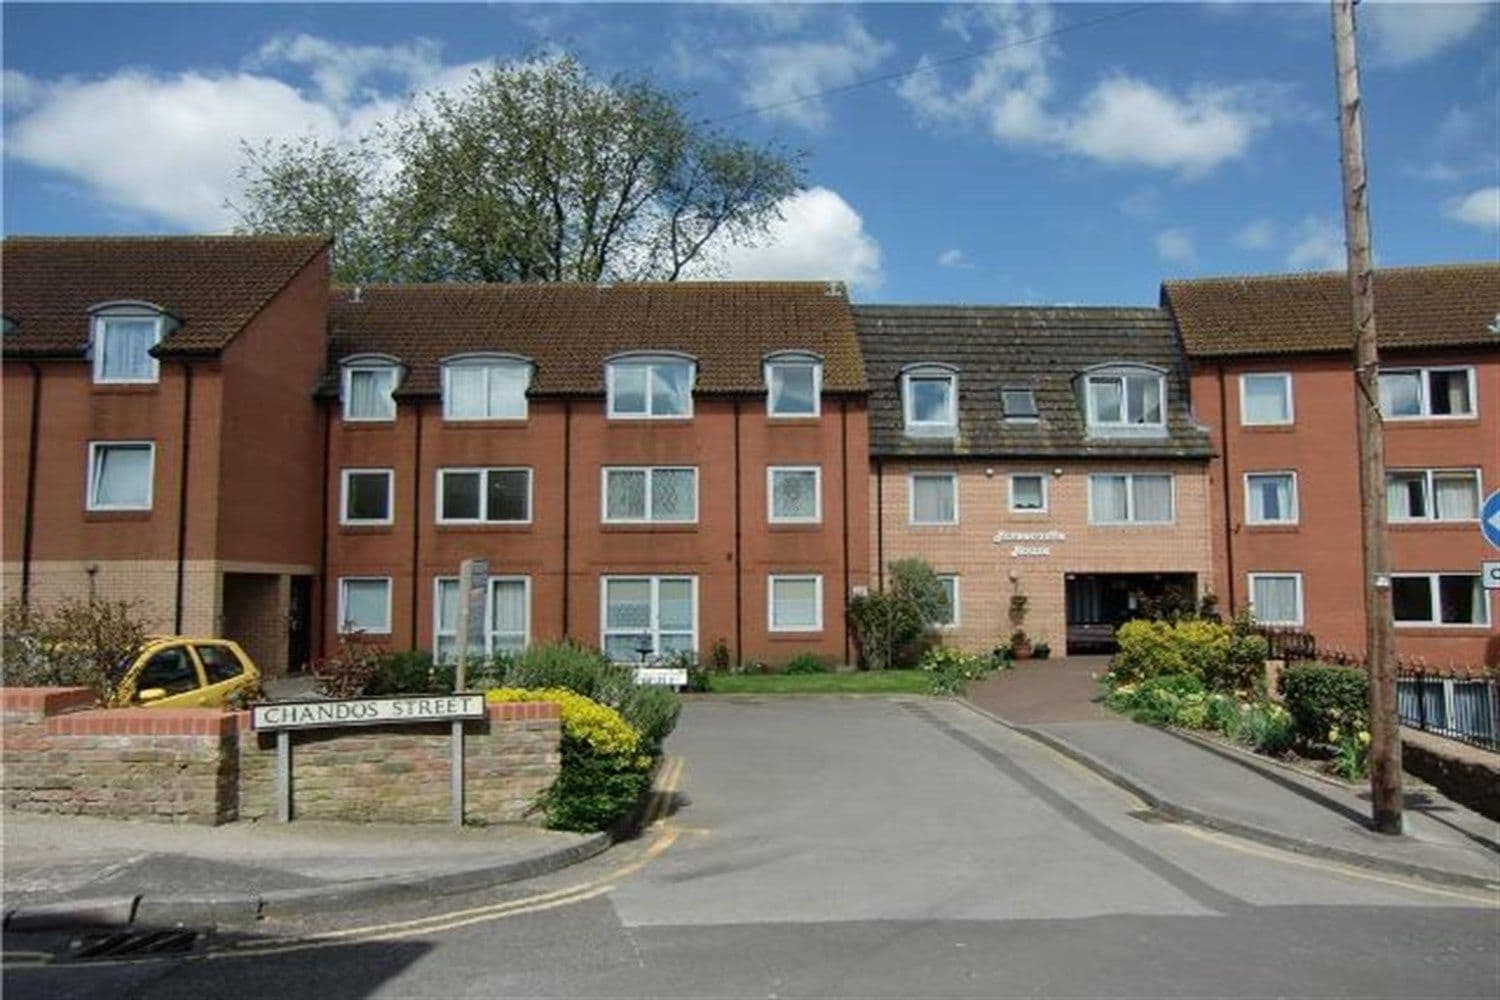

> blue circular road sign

[{"left": 1483, "top": 489, "right": 1500, "bottom": 549}]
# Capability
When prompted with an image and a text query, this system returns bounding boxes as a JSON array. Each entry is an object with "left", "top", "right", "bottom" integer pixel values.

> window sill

[
  {"left": 600, "top": 523, "right": 699, "bottom": 534},
  {"left": 339, "top": 523, "right": 396, "bottom": 533},
  {"left": 85, "top": 510, "right": 152, "bottom": 522},
  {"left": 1383, "top": 417, "right": 1479, "bottom": 428},
  {"left": 90, "top": 383, "right": 160, "bottom": 394},
  {"left": 1242, "top": 523, "right": 1300, "bottom": 533},
  {"left": 1239, "top": 423, "right": 1295, "bottom": 433},
  {"left": 1392, "top": 624, "right": 1493, "bottom": 634},
  {"left": 435, "top": 522, "right": 533, "bottom": 532},
  {"left": 768, "top": 522, "right": 823, "bottom": 532},
  {"left": 766, "top": 415, "right": 822, "bottom": 425},
  {"left": 339, "top": 420, "right": 398, "bottom": 430},
  {"left": 1388, "top": 521, "right": 1480, "bottom": 531},
  {"left": 766, "top": 630, "right": 825, "bottom": 640},
  {"left": 439, "top": 418, "right": 530, "bottom": 428}
]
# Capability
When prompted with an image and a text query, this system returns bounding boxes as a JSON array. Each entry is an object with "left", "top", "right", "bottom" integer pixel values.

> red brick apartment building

[
  {"left": 1165, "top": 264, "right": 1500, "bottom": 670},
  {"left": 3, "top": 238, "right": 869, "bottom": 671},
  {"left": 2, "top": 236, "right": 330, "bottom": 675}
]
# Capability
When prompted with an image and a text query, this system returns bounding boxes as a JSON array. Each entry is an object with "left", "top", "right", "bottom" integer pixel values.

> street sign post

[{"left": 1481, "top": 489, "right": 1500, "bottom": 550}]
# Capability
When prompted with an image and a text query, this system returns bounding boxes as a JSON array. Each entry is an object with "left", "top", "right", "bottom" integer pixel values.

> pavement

[
  {"left": 965, "top": 655, "right": 1500, "bottom": 889},
  {"left": 1, "top": 813, "right": 607, "bottom": 928}
]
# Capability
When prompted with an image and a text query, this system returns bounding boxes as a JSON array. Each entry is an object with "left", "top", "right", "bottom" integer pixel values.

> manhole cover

[{"left": 70, "top": 929, "right": 201, "bottom": 960}]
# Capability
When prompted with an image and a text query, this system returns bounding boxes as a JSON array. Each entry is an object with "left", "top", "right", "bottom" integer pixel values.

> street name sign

[
  {"left": 637, "top": 667, "right": 689, "bottom": 687},
  {"left": 1483, "top": 489, "right": 1500, "bottom": 549},
  {"left": 251, "top": 694, "right": 485, "bottom": 731},
  {"left": 1483, "top": 562, "right": 1500, "bottom": 591}
]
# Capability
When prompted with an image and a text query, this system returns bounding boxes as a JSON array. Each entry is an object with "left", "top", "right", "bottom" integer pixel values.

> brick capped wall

[{"left": 1, "top": 689, "right": 561, "bottom": 826}]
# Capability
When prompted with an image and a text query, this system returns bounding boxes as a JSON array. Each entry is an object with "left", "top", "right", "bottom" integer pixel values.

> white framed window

[
  {"left": 768, "top": 575, "right": 823, "bottom": 632},
  {"left": 901, "top": 365, "right": 958, "bottom": 436},
  {"left": 1379, "top": 366, "right": 1476, "bottom": 419},
  {"left": 433, "top": 576, "right": 531, "bottom": 662},
  {"left": 1239, "top": 372, "right": 1294, "bottom": 426},
  {"left": 1386, "top": 469, "right": 1481, "bottom": 522},
  {"left": 601, "top": 576, "right": 698, "bottom": 661},
  {"left": 437, "top": 468, "right": 532, "bottom": 524},
  {"left": 341, "top": 359, "right": 399, "bottom": 422},
  {"left": 441, "top": 356, "right": 530, "bottom": 421},
  {"left": 87, "top": 441, "right": 155, "bottom": 511},
  {"left": 602, "top": 467, "right": 698, "bottom": 523},
  {"left": 338, "top": 577, "right": 392, "bottom": 634},
  {"left": 340, "top": 468, "right": 394, "bottom": 526},
  {"left": 1009, "top": 474, "right": 1047, "bottom": 513},
  {"left": 91, "top": 311, "right": 164, "bottom": 384},
  {"left": 765, "top": 354, "right": 822, "bottom": 418},
  {"left": 1001, "top": 386, "right": 1039, "bottom": 421},
  {"left": 1391, "top": 574, "right": 1490, "bottom": 627},
  {"left": 768, "top": 466, "right": 821, "bottom": 523},
  {"left": 1248, "top": 573, "right": 1304, "bottom": 627},
  {"left": 606, "top": 356, "right": 695, "bottom": 418},
  {"left": 910, "top": 472, "right": 958, "bottom": 525},
  {"left": 1084, "top": 369, "right": 1165, "bottom": 431},
  {"left": 936, "top": 575, "right": 960, "bottom": 628},
  {"left": 1088, "top": 473, "right": 1174, "bottom": 524},
  {"left": 1244, "top": 472, "right": 1299, "bottom": 525}
]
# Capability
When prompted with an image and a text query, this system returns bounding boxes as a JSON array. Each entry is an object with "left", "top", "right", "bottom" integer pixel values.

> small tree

[
  {"left": 1, "top": 597, "right": 147, "bottom": 700},
  {"left": 889, "top": 559, "right": 950, "bottom": 630},
  {"left": 848, "top": 560, "right": 950, "bottom": 670}
]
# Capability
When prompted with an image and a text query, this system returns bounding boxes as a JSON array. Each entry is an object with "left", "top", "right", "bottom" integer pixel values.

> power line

[{"left": 706, "top": 3, "right": 1161, "bottom": 127}]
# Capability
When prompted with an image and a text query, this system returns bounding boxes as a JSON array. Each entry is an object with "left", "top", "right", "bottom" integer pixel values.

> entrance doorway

[
  {"left": 1065, "top": 573, "right": 1198, "bottom": 654},
  {"left": 288, "top": 576, "right": 312, "bottom": 674}
]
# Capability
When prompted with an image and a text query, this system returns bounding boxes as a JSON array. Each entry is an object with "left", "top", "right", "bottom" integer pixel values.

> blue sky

[{"left": 4, "top": 2, "right": 1497, "bottom": 304}]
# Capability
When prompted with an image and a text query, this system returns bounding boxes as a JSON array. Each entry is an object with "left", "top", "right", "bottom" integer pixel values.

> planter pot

[{"left": 1011, "top": 642, "right": 1034, "bottom": 660}]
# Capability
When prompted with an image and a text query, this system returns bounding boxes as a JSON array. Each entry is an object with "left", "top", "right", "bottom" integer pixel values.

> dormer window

[
  {"left": 765, "top": 352, "right": 822, "bottom": 418},
  {"left": 1001, "top": 386, "right": 1038, "bottom": 421},
  {"left": 341, "top": 356, "right": 400, "bottom": 422},
  {"left": 901, "top": 364, "right": 958, "bottom": 436},
  {"left": 607, "top": 354, "right": 695, "bottom": 419},
  {"left": 442, "top": 355, "right": 531, "bottom": 421},
  {"left": 90, "top": 304, "right": 167, "bottom": 384},
  {"left": 1083, "top": 366, "right": 1165, "bottom": 433}
]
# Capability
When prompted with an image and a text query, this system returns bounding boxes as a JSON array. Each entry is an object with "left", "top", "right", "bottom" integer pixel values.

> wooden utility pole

[{"left": 1331, "top": 0, "right": 1402, "bottom": 834}]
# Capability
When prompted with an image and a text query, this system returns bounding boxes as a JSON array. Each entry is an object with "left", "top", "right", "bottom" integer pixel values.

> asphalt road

[{"left": 6, "top": 696, "right": 1498, "bottom": 999}]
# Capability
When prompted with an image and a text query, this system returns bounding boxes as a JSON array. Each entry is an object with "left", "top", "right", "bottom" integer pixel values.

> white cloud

[
  {"left": 897, "top": 3, "right": 1282, "bottom": 176},
  {"left": 1118, "top": 186, "right": 1161, "bottom": 220},
  {"left": 711, "top": 186, "right": 883, "bottom": 291},
  {"left": 1446, "top": 186, "right": 1500, "bottom": 229},
  {"left": 1363, "top": 1, "right": 1493, "bottom": 67},
  {"left": 252, "top": 34, "right": 445, "bottom": 107},
  {"left": 937, "top": 248, "right": 971, "bottom": 269},
  {"left": 1234, "top": 218, "right": 1277, "bottom": 250},
  {"left": 1286, "top": 216, "right": 1346, "bottom": 271},
  {"left": 1155, "top": 228, "right": 1196, "bottom": 264}
]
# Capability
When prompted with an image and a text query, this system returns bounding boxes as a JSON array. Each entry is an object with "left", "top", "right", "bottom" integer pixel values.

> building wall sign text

[{"left": 993, "top": 529, "right": 1067, "bottom": 558}]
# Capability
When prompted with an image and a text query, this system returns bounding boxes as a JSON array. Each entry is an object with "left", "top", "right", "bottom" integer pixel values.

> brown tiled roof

[
  {"left": 324, "top": 281, "right": 865, "bottom": 396},
  {"left": 856, "top": 304, "right": 1212, "bottom": 459},
  {"left": 1, "top": 235, "right": 328, "bottom": 358},
  {"left": 1163, "top": 262, "right": 1500, "bottom": 358}
]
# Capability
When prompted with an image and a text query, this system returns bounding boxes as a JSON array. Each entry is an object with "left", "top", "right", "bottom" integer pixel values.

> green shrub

[
  {"left": 366, "top": 649, "right": 448, "bottom": 695},
  {"left": 782, "top": 652, "right": 830, "bottom": 675},
  {"left": 847, "top": 590, "right": 923, "bottom": 671},
  {"left": 1111, "top": 618, "right": 1258, "bottom": 692},
  {"left": 1206, "top": 693, "right": 1242, "bottom": 737},
  {"left": 503, "top": 640, "right": 621, "bottom": 699},
  {"left": 1279, "top": 662, "right": 1368, "bottom": 744},
  {"left": 889, "top": 559, "right": 950, "bottom": 630},
  {"left": 311, "top": 634, "right": 383, "bottom": 698},
  {"left": 920, "top": 645, "right": 994, "bottom": 680},
  {"left": 1330, "top": 731, "right": 1370, "bottom": 780},
  {"left": 2, "top": 597, "right": 149, "bottom": 700},
  {"left": 926, "top": 662, "right": 967, "bottom": 695},
  {"left": 1236, "top": 701, "right": 1294, "bottom": 754},
  {"left": 1032, "top": 641, "right": 1051, "bottom": 660},
  {"left": 619, "top": 683, "right": 682, "bottom": 755},
  {"left": 1106, "top": 673, "right": 1205, "bottom": 725}
]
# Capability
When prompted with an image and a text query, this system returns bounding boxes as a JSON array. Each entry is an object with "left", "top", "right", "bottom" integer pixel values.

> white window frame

[
  {"left": 340, "top": 358, "right": 400, "bottom": 423},
  {"left": 339, "top": 468, "right": 395, "bottom": 526},
  {"left": 1238, "top": 372, "right": 1295, "bottom": 426},
  {"left": 1390, "top": 573, "right": 1492, "bottom": 628},
  {"left": 440, "top": 355, "right": 531, "bottom": 421},
  {"left": 767, "top": 466, "right": 822, "bottom": 524},
  {"left": 86, "top": 441, "right": 155, "bottom": 512},
  {"left": 909, "top": 472, "right": 959, "bottom": 526},
  {"left": 901, "top": 365, "right": 959, "bottom": 436},
  {"left": 768, "top": 574, "right": 824, "bottom": 633},
  {"left": 936, "top": 574, "right": 961, "bottom": 628},
  {"left": 338, "top": 576, "right": 392, "bottom": 635},
  {"left": 1083, "top": 368, "right": 1166, "bottom": 432},
  {"left": 1087, "top": 473, "right": 1176, "bottom": 525},
  {"left": 601, "top": 466, "right": 699, "bottom": 524},
  {"left": 1380, "top": 366, "right": 1477, "bottom": 421},
  {"left": 1008, "top": 473, "right": 1048, "bottom": 514},
  {"left": 435, "top": 467, "right": 533, "bottom": 525},
  {"left": 432, "top": 575, "right": 531, "bottom": 659},
  {"left": 599, "top": 575, "right": 699, "bottom": 661},
  {"left": 1247, "top": 572, "right": 1305, "bottom": 627},
  {"left": 605, "top": 355, "right": 696, "bottom": 419},
  {"left": 1386, "top": 468, "right": 1482, "bottom": 523},
  {"left": 91, "top": 310, "right": 164, "bottom": 384},
  {"left": 764, "top": 354, "right": 822, "bottom": 419},
  {"left": 1243, "top": 471, "right": 1299, "bottom": 526}
]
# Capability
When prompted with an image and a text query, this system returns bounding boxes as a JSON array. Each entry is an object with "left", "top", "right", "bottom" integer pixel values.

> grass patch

[{"left": 705, "top": 670, "right": 930, "bottom": 694}]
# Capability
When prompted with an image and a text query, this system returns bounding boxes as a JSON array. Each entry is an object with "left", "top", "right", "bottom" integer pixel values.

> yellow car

[{"left": 108, "top": 637, "right": 262, "bottom": 709}]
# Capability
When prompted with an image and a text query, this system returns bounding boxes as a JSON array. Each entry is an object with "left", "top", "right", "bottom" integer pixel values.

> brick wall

[
  {"left": 3, "top": 559, "right": 222, "bottom": 635},
  {"left": 1, "top": 689, "right": 561, "bottom": 826}
]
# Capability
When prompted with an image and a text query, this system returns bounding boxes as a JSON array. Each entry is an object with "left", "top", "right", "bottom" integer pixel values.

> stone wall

[
  {"left": 1401, "top": 727, "right": 1500, "bottom": 822},
  {"left": 1, "top": 688, "right": 561, "bottom": 826}
]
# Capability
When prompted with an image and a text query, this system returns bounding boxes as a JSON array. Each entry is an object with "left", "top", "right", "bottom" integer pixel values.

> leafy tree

[
  {"left": 232, "top": 56, "right": 803, "bottom": 284},
  {"left": 889, "top": 558, "right": 950, "bottom": 630},
  {"left": 847, "top": 560, "right": 950, "bottom": 671}
]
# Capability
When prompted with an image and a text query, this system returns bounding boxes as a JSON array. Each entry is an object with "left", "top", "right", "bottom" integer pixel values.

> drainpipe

[
  {"left": 561, "top": 399, "right": 572, "bottom": 638},
  {"left": 840, "top": 399, "right": 851, "bottom": 665},
  {"left": 20, "top": 363, "right": 41, "bottom": 606},
  {"left": 733, "top": 399, "right": 743, "bottom": 667},
  {"left": 1216, "top": 365, "right": 1236, "bottom": 611},
  {"left": 875, "top": 457, "right": 885, "bottom": 591},
  {"left": 317, "top": 404, "right": 332, "bottom": 659},
  {"left": 173, "top": 360, "right": 194, "bottom": 633},
  {"left": 409, "top": 400, "right": 423, "bottom": 646}
]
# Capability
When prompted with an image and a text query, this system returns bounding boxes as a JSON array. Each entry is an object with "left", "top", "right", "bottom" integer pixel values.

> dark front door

[
  {"left": 1065, "top": 573, "right": 1198, "bottom": 654},
  {"left": 287, "top": 577, "right": 312, "bottom": 673}
]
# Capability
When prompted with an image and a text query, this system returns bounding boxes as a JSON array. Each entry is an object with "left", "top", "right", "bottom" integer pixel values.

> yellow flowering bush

[{"left": 486, "top": 687, "right": 640, "bottom": 756}]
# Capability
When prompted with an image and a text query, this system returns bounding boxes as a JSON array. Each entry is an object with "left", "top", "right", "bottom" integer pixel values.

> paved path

[
  {"left": 965, "top": 654, "right": 1112, "bottom": 723},
  {"left": 7, "top": 697, "right": 1496, "bottom": 999}
]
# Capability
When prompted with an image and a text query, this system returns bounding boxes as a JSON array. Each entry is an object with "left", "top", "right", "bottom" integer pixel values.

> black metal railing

[
  {"left": 1397, "top": 673, "right": 1499, "bottom": 753},
  {"left": 1259, "top": 628, "right": 1318, "bottom": 662}
]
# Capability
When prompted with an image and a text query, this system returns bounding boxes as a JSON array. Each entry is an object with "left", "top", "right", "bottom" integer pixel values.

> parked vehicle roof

[{"left": 1162, "top": 261, "right": 1500, "bottom": 359}]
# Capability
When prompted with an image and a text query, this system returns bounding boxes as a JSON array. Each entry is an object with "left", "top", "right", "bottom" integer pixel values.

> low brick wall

[
  {"left": 1401, "top": 727, "right": 1500, "bottom": 822},
  {"left": 2, "top": 688, "right": 562, "bottom": 826}
]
